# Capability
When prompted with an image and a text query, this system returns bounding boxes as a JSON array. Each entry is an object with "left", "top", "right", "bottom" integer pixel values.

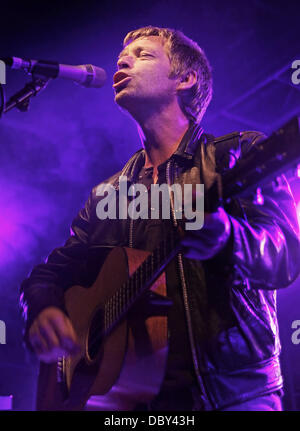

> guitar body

[{"left": 36, "top": 247, "right": 169, "bottom": 411}]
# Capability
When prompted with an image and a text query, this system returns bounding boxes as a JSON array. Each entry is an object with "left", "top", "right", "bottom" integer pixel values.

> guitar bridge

[
  {"left": 57, "top": 356, "right": 65, "bottom": 383},
  {"left": 57, "top": 356, "right": 69, "bottom": 400}
]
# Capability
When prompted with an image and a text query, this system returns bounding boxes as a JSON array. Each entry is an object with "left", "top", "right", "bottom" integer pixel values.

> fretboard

[{"left": 103, "top": 230, "right": 181, "bottom": 335}]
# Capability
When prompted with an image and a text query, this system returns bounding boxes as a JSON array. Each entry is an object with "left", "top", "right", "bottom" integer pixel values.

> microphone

[{"left": 1, "top": 57, "right": 107, "bottom": 88}]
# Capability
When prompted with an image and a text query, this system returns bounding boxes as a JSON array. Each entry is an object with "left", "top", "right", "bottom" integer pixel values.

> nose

[{"left": 117, "top": 56, "right": 133, "bottom": 70}]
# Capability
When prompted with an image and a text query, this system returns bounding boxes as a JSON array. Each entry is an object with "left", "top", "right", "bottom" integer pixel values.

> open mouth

[{"left": 113, "top": 71, "right": 132, "bottom": 92}]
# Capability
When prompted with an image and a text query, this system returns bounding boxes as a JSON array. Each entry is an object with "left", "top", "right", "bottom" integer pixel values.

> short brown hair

[{"left": 123, "top": 26, "right": 213, "bottom": 124}]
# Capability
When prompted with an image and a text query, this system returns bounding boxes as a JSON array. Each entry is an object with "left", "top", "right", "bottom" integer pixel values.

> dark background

[{"left": 0, "top": 0, "right": 300, "bottom": 410}]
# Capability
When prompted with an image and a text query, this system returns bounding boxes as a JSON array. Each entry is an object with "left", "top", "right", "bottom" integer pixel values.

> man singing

[{"left": 20, "top": 26, "right": 300, "bottom": 411}]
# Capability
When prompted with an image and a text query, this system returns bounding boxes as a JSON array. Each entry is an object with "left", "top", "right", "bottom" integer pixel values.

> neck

[{"left": 135, "top": 103, "right": 190, "bottom": 169}]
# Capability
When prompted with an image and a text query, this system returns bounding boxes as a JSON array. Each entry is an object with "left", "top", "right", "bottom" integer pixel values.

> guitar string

[
  {"left": 87, "top": 243, "right": 180, "bottom": 357},
  {"left": 86, "top": 233, "right": 178, "bottom": 356},
  {"left": 87, "top": 249, "right": 157, "bottom": 355}
]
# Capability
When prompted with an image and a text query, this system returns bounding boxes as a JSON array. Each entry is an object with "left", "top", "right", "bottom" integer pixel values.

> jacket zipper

[
  {"left": 128, "top": 158, "right": 213, "bottom": 409},
  {"left": 166, "top": 159, "right": 213, "bottom": 410},
  {"left": 129, "top": 217, "right": 134, "bottom": 249}
]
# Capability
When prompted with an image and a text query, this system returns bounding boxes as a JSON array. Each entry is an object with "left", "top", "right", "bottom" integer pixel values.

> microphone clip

[{"left": 1, "top": 76, "right": 49, "bottom": 116}]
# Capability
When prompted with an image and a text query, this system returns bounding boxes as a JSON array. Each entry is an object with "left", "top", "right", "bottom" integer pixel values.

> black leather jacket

[{"left": 20, "top": 123, "right": 300, "bottom": 410}]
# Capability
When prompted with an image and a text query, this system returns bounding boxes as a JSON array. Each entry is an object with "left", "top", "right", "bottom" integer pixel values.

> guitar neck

[{"left": 104, "top": 230, "right": 182, "bottom": 334}]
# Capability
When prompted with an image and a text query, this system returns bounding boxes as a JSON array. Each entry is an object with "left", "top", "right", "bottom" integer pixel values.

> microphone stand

[{"left": 0, "top": 76, "right": 50, "bottom": 116}]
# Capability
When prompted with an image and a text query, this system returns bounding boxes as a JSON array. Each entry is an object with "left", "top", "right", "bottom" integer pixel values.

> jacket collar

[
  {"left": 173, "top": 122, "right": 204, "bottom": 159},
  {"left": 118, "top": 122, "right": 204, "bottom": 186}
]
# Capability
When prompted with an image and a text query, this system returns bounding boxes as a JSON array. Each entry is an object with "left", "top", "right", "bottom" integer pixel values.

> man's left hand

[{"left": 182, "top": 207, "right": 231, "bottom": 260}]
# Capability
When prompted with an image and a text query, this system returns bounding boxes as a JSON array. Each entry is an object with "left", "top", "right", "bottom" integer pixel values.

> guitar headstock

[{"left": 221, "top": 116, "right": 300, "bottom": 201}]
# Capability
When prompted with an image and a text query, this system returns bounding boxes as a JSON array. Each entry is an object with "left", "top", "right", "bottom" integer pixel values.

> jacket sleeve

[
  {"left": 19, "top": 190, "right": 93, "bottom": 342},
  {"left": 220, "top": 131, "right": 300, "bottom": 290}
]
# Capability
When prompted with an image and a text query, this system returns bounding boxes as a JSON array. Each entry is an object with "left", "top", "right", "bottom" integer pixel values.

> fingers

[
  {"left": 29, "top": 307, "right": 80, "bottom": 363},
  {"left": 181, "top": 207, "right": 231, "bottom": 260},
  {"left": 50, "top": 314, "right": 80, "bottom": 354},
  {"left": 31, "top": 326, "right": 69, "bottom": 363},
  {"left": 30, "top": 326, "right": 49, "bottom": 356},
  {"left": 39, "top": 321, "right": 60, "bottom": 351}
]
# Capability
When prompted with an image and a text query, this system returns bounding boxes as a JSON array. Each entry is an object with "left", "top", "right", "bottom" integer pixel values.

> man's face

[{"left": 113, "top": 36, "right": 178, "bottom": 115}]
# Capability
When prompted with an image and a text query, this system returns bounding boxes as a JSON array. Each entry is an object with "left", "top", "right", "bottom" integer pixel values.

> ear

[{"left": 176, "top": 70, "right": 197, "bottom": 91}]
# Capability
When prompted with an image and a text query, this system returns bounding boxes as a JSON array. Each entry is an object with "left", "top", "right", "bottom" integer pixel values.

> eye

[{"left": 139, "top": 52, "right": 153, "bottom": 58}]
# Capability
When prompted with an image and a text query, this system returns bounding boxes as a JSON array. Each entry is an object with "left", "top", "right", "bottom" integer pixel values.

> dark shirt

[{"left": 132, "top": 163, "right": 199, "bottom": 410}]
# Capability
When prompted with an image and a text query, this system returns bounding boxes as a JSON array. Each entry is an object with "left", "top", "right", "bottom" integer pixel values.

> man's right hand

[{"left": 28, "top": 307, "right": 80, "bottom": 363}]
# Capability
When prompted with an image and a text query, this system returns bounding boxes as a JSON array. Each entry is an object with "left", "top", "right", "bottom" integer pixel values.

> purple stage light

[
  {"left": 297, "top": 201, "right": 300, "bottom": 228},
  {"left": 0, "top": 179, "right": 58, "bottom": 269}
]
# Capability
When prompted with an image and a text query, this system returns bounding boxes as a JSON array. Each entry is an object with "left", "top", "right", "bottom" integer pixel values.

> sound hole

[{"left": 87, "top": 307, "right": 104, "bottom": 361}]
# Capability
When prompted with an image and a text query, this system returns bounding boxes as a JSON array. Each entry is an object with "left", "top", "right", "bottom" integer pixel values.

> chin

[
  {"left": 114, "top": 91, "right": 151, "bottom": 121},
  {"left": 114, "top": 90, "right": 136, "bottom": 111}
]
